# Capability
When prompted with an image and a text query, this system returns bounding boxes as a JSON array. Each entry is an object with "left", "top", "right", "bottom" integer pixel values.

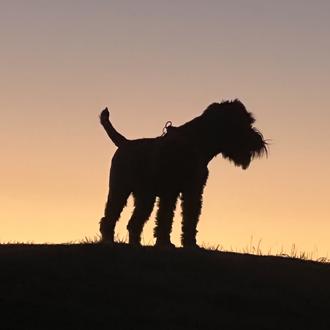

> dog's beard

[
  {"left": 250, "top": 128, "right": 268, "bottom": 161},
  {"left": 222, "top": 128, "right": 267, "bottom": 170},
  {"left": 222, "top": 151, "right": 251, "bottom": 170}
]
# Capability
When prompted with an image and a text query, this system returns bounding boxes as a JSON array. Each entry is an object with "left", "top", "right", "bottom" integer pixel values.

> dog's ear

[{"left": 203, "top": 103, "right": 221, "bottom": 115}]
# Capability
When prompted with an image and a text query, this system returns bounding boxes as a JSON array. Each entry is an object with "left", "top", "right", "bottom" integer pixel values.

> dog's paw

[
  {"left": 182, "top": 243, "right": 200, "bottom": 250},
  {"left": 154, "top": 241, "right": 176, "bottom": 249}
]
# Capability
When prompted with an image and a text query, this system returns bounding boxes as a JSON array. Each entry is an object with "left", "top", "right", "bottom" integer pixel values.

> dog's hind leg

[
  {"left": 100, "top": 187, "right": 130, "bottom": 244},
  {"left": 154, "top": 193, "right": 178, "bottom": 248},
  {"left": 127, "top": 193, "right": 155, "bottom": 246}
]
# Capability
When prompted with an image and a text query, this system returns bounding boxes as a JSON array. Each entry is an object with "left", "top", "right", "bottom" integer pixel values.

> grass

[
  {"left": 5, "top": 235, "right": 328, "bottom": 263},
  {"left": 71, "top": 235, "right": 330, "bottom": 264},
  {"left": 201, "top": 237, "right": 330, "bottom": 264}
]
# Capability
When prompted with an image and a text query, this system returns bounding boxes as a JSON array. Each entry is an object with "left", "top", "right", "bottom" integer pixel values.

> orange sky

[{"left": 1, "top": 1, "right": 330, "bottom": 256}]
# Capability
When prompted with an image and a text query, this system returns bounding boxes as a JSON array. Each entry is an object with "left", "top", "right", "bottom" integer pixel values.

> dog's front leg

[
  {"left": 154, "top": 193, "right": 178, "bottom": 248},
  {"left": 180, "top": 169, "right": 208, "bottom": 248},
  {"left": 180, "top": 188, "right": 204, "bottom": 248}
]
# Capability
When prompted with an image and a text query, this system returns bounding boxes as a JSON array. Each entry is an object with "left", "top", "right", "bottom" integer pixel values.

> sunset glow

[{"left": 1, "top": 1, "right": 330, "bottom": 256}]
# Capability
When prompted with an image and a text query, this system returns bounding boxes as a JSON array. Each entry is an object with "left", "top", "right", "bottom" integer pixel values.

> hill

[{"left": 0, "top": 244, "right": 329, "bottom": 330}]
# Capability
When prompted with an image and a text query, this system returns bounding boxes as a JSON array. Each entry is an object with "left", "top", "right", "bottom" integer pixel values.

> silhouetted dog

[{"left": 99, "top": 100, "right": 267, "bottom": 248}]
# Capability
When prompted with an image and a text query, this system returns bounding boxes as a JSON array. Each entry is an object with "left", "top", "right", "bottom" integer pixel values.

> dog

[{"left": 99, "top": 100, "right": 267, "bottom": 248}]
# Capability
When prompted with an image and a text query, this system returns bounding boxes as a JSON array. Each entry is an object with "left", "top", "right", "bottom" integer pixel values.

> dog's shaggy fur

[{"left": 99, "top": 100, "right": 267, "bottom": 248}]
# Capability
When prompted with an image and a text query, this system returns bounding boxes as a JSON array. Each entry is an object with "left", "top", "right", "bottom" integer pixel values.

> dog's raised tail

[{"left": 99, "top": 108, "right": 128, "bottom": 148}]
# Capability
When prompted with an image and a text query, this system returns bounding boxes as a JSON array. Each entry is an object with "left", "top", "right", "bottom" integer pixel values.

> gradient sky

[{"left": 1, "top": 1, "right": 330, "bottom": 256}]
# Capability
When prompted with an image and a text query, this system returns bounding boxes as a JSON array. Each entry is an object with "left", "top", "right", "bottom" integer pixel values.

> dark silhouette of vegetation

[
  {"left": 99, "top": 100, "right": 267, "bottom": 248},
  {"left": 0, "top": 244, "right": 329, "bottom": 330}
]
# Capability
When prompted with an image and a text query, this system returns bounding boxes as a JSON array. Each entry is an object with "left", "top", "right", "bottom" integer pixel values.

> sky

[{"left": 1, "top": 0, "right": 330, "bottom": 256}]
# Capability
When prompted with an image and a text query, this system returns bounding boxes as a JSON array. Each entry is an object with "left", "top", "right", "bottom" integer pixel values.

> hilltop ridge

[{"left": 1, "top": 244, "right": 329, "bottom": 330}]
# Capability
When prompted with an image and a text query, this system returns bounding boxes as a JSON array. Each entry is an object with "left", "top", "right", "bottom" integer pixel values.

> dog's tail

[{"left": 99, "top": 108, "right": 128, "bottom": 148}]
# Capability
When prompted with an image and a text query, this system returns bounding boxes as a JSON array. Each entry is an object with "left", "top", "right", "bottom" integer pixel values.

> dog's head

[{"left": 202, "top": 100, "right": 268, "bottom": 169}]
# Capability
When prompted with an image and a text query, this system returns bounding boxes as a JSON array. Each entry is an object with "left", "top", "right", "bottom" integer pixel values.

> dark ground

[{"left": 1, "top": 244, "right": 329, "bottom": 330}]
